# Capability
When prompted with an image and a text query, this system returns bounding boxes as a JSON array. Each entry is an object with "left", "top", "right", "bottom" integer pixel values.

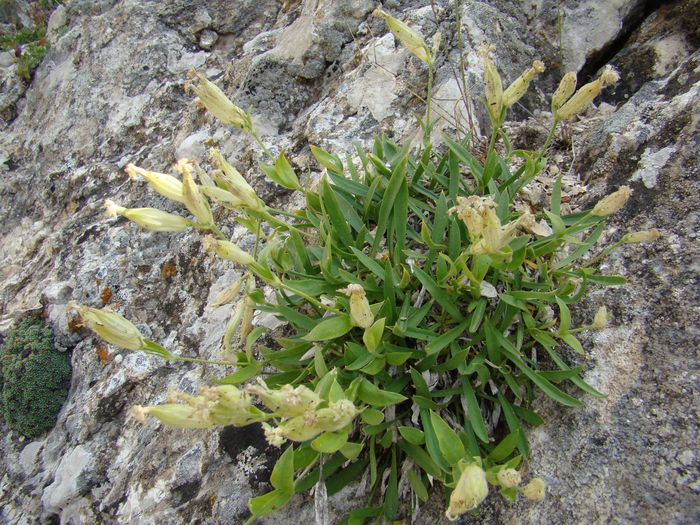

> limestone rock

[{"left": 0, "top": 1, "right": 698, "bottom": 524}]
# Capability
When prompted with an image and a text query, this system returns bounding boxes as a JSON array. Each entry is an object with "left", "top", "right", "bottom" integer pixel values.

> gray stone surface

[{"left": 0, "top": 0, "right": 697, "bottom": 523}]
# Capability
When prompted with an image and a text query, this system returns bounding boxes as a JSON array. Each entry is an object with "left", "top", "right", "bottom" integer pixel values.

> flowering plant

[{"left": 70, "top": 10, "right": 657, "bottom": 524}]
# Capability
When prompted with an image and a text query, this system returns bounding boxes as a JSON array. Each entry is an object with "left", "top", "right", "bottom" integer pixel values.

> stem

[
  {"left": 424, "top": 63, "right": 434, "bottom": 146},
  {"left": 209, "top": 223, "right": 227, "bottom": 241},
  {"left": 252, "top": 130, "right": 275, "bottom": 162},
  {"left": 171, "top": 356, "right": 237, "bottom": 366},
  {"left": 536, "top": 118, "right": 561, "bottom": 164},
  {"left": 582, "top": 240, "right": 624, "bottom": 268},
  {"left": 281, "top": 283, "right": 344, "bottom": 316}
]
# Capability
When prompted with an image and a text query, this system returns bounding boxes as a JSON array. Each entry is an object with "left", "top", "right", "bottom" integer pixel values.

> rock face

[{"left": 0, "top": 1, "right": 698, "bottom": 523}]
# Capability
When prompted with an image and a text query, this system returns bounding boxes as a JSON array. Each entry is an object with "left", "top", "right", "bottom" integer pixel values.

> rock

[
  {"left": 46, "top": 4, "right": 68, "bottom": 44},
  {"left": 41, "top": 445, "right": 94, "bottom": 513}
]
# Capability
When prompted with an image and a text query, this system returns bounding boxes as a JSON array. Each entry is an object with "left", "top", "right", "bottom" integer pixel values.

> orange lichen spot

[
  {"left": 96, "top": 343, "right": 109, "bottom": 364},
  {"left": 161, "top": 261, "right": 177, "bottom": 280},
  {"left": 68, "top": 315, "right": 84, "bottom": 332},
  {"left": 209, "top": 494, "right": 217, "bottom": 507},
  {"left": 100, "top": 287, "right": 112, "bottom": 305}
]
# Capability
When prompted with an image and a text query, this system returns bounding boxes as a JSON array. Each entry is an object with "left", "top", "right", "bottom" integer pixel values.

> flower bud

[
  {"left": 212, "top": 278, "right": 243, "bottom": 307},
  {"left": 186, "top": 71, "right": 253, "bottom": 132},
  {"left": 374, "top": 9, "right": 431, "bottom": 64},
  {"left": 497, "top": 468, "right": 522, "bottom": 488},
  {"left": 503, "top": 60, "right": 545, "bottom": 108},
  {"left": 202, "top": 236, "right": 255, "bottom": 265},
  {"left": 591, "top": 305, "right": 610, "bottom": 329},
  {"left": 209, "top": 148, "right": 263, "bottom": 210},
  {"left": 200, "top": 185, "right": 245, "bottom": 207},
  {"left": 68, "top": 301, "right": 146, "bottom": 350},
  {"left": 105, "top": 199, "right": 190, "bottom": 232},
  {"left": 125, "top": 164, "right": 185, "bottom": 203},
  {"left": 139, "top": 403, "right": 213, "bottom": 429},
  {"left": 622, "top": 228, "right": 660, "bottom": 244},
  {"left": 556, "top": 66, "right": 619, "bottom": 120},
  {"left": 591, "top": 186, "right": 631, "bottom": 216},
  {"left": 551, "top": 72, "right": 577, "bottom": 111},
  {"left": 339, "top": 284, "right": 374, "bottom": 328},
  {"left": 522, "top": 477, "right": 546, "bottom": 501},
  {"left": 479, "top": 43, "right": 503, "bottom": 121},
  {"left": 445, "top": 464, "right": 489, "bottom": 521},
  {"left": 180, "top": 161, "right": 213, "bottom": 225}
]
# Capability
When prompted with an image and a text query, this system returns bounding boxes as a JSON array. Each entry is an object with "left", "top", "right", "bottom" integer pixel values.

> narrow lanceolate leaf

[
  {"left": 302, "top": 315, "right": 353, "bottom": 341},
  {"left": 321, "top": 178, "right": 354, "bottom": 247},
  {"left": 490, "top": 323, "right": 584, "bottom": 407},
  {"left": 412, "top": 266, "right": 463, "bottom": 321},
  {"left": 424, "top": 318, "right": 469, "bottom": 355},
  {"left": 461, "top": 379, "right": 489, "bottom": 443},
  {"left": 274, "top": 152, "right": 301, "bottom": 190},
  {"left": 248, "top": 489, "right": 292, "bottom": 517},
  {"left": 311, "top": 431, "right": 348, "bottom": 453},
  {"left": 371, "top": 154, "right": 408, "bottom": 255}
]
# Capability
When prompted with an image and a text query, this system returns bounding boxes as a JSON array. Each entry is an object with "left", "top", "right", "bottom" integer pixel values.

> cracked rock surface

[{"left": 0, "top": 1, "right": 698, "bottom": 523}]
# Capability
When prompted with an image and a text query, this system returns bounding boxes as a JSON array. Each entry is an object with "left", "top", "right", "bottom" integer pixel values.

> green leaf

[
  {"left": 397, "top": 440, "right": 443, "bottom": 479},
  {"left": 429, "top": 410, "right": 466, "bottom": 465},
  {"left": 311, "top": 431, "right": 348, "bottom": 453},
  {"left": 551, "top": 174, "right": 562, "bottom": 216},
  {"left": 362, "top": 317, "right": 385, "bottom": 353},
  {"left": 340, "top": 442, "right": 364, "bottom": 460},
  {"left": 561, "top": 333, "right": 584, "bottom": 355},
  {"left": 489, "top": 321, "right": 584, "bottom": 407},
  {"left": 311, "top": 145, "right": 344, "bottom": 175},
  {"left": 461, "top": 379, "right": 489, "bottom": 443},
  {"left": 383, "top": 448, "right": 399, "bottom": 519},
  {"left": 216, "top": 363, "right": 261, "bottom": 385},
  {"left": 420, "top": 409, "right": 451, "bottom": 472},
  {"left": 556, "top": 296, "right": 572, "bottom": 333},
  {"left": 302, "top": 315, "right": 353, "bottom": 341},
  {"left": 275, "top": 153, "right": 301, "bottom": 189},
  {"left": 372, "top": 154, "right": 408, "bottom": 255},
  {"left": 270, "top": 445, "right": 295, "bottom": 493},
  {"left": 408, "top": 469, "right": 429, "bottom": 502},
  {"left": 488, "top": 429, "right": 520, "bottom": 462},
  {"left": 360, "top": 408, "right": 385, "bottom": 425},
  {"left": 357, "top": 378, "right": 407, "bottom": 407},
  {"left": 326, "top": 457, "right": 368, "bottom": 495},
  {"left": 424, "top": 318, "right": 469, "bottom": 355},
  {"left": 321, "top": 178, "right": 354, "bottom": 247},
  {"left": 469, "top": 299, "right": 487, "bottom": 333},
  {"left": 412, "top": 266, "right": 463, "bottom": 321},
  {"left": 398, "top": 426, "right": 425, "bottom": 445},
  {"left": 248, "top": 489, "right": 292, "bottom": 517},
  {"left": 349, "top": 247, "right": 385, "bottom": 279}
]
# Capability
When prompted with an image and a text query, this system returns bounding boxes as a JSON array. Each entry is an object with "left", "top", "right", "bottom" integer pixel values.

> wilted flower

[
  {"left": 202, "top": 236, "right": 255, "bottom": 265},
  {"left": 178, "top": 160, "right": 214, "bottom": 225},
  {"left": 497, "top": 468, "right": 522, "bottom": 488},
  {"left": 209, "top": 148, "right": 264, "bottom": 211},
  {"left": 314, "top": 399, "right": 360, "bottom": 432},
  {"left": 445, "top": 463, "right": 489, "bottom": 521},
  {"left": 104, "top": 199, "right": 191, "bottom": 232},
  {"left": 339, "top": 284, "right": 374, "bottom": 328},
  {"left": 591, "top": 305, "right": 610, "bottom": 329},
  {"left": 262, "top": 422, "right": 286, "bottom": 447},
  {"left": 479, "top": 43, "right": 503, "bottom": 121},
  {"left": 450, "top": 196, "right": 529, "bottom": 255},
  {"left": 522, "top": 477, "right": 546, "bottom": 501},
  {"left": 556, "top": 65, "right": 619, "bottom": 120},
  {"left": 622, "top": 228, "right": 661, "bottom": 244},
  {"left": 186, "top": 71, "right": 253, "bottom": 132},
  {"left": 68, "top": 301, "right": 146, "bottom": 350},
  {"left": 374, "top": 9, "right": 431, "bottom": 64},
  {"left": 125, "top": 164, "right": 185, "bottom": 203},
  {"left": 503, "top": 60, "right": 545, "bottom": 107},
  {"left": 551, "top": 72, "right": 577, "bottom": 111},
  {"left": 132, "top": 403, "right": 213, "bottom": 429},
  {"left": 591, "top": 186, "right": 631, "bottom": 216}
]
